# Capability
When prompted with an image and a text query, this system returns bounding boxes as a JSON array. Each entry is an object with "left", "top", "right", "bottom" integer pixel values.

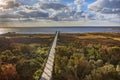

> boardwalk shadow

[
  {"left": 49, "top": 55, "right": 54, "bottom": 59},
  {"left": 41, "top": 77, "right": 46, "bottom": 80},
  {"left": 44, "top": 71, "right": 51, "bottom": 77},
  {"left": 46, "top": 66, "right": 52, "bottom": 71},
  {"left": 41, "top": 71, "right": 51, "bottom": 80},
  {"left": 48, "top": 58, "right": 54, "bottom": 63},
  {"left": 47, "top": 61, "right": 53, "bottom": 66}
]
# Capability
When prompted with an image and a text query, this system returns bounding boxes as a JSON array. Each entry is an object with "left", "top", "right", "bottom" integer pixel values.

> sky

[{"left": 0, "top": 0, "right": 120, "bottom": 27}]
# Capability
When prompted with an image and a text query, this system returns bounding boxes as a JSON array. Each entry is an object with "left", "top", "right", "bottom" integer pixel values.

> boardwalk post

[{"left": 40, "top": 31, "right": 59, "bottom": 80}]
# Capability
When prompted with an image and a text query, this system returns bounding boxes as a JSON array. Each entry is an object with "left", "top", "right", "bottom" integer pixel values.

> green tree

[
  {"left": 67, "top": 53, "right": 91, "bottom": 80},
  {"left": 16, "top": 59, "right": 40, "bottom": 80},
  {"left": 107, "top": 47, "right": 120, "bottom": 65},
  {"left": 84, "top": 63, "right": 119, "bottom": 80},
  {"left": 0, "top": 50, "right": 13, "bottom": 63}
]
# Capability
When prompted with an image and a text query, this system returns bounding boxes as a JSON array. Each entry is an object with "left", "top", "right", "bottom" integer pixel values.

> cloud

[
  {"left": 74, "top": 0, "right": 85, "bottom": 4},
  {"left": 88, "top": 0, "right": 120, "bottom": 23},
  {"left": 40, "top": 3, "right": 65, "bottom": 10},
  {"left": 0, "top": 0, "right": 86, "bottom": 21},
  {"left": 50, "top": 11, "right": 75, "bottom": 21},
  {"left": 101, "top": 14, "right": 120, "bottom": 22},
  {"left": 0, "top": 13, "right": 22, "bottom": 18},
  {"left": 17, "top": 10, "right": 49, "bottom": 18},
  {"left": 73, "top": 0, "right": 85, "bottom": 13},
  {"left": 39, "top": 0, "right": 61, "bottom": 3},
  {"left": 0, "top": 4, "right": 49, "bottom": 21},
  {"left": 1, "top": 0, "right": 40, "bottom": 8},
  {"left": 49, "top": 9, "right": 86, "bottom": 21},
  {"left": 6, "top": 1, "right": 19, "bottom": 8},
  {"left": 0, "top": 0, "right": 19, "bottom": 9},
  {"left": 88, "top": 0, "right": 120, "bottom": 14},
  {"left": 17, "top": 0, "right": 39, "bottom": 5},
  {"left": 0, "top": 0, "right": 119, "bottom": 24}
]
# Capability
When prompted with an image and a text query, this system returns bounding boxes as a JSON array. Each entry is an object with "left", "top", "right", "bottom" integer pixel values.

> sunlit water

[{"left": 0, "top": 27, "right": 120, "bottom": 34}]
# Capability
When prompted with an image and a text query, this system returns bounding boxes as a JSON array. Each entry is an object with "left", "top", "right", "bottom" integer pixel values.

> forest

[
  {"left": 52, "top": 32, "right": 120, "bottom": 80},
  {"left": 0, "top": 33, "right": 54, "bottom": 80}
]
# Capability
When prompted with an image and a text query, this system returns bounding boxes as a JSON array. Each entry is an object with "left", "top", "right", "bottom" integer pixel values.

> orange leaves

[{"left": 0, "top": 64, "right": 18, "bottom": 80}]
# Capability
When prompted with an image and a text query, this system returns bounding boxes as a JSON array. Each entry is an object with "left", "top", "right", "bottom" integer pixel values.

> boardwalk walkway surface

[{"left": 40, "top": 32, "right": 59, "bottom": 80}]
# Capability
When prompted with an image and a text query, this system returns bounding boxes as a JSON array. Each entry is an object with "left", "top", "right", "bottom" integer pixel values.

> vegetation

[
  {"left": 0, "top": 33, "right": 53, "bottom": 80},
  {"left": 0, "top": 32, "right": 120, "bottom": 80},
  {"left": 52, "top": 32, "right": 120, "bottom": 80}
]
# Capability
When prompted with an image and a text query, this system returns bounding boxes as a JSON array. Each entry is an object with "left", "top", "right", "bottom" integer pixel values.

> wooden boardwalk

[{"left": 40, "top": 32, "right": 58, "bottom": 80}]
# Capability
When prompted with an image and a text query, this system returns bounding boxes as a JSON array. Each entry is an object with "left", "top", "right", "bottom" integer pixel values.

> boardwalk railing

[{"left": 40, "top": 31, "right": 59, "bottom": 80}]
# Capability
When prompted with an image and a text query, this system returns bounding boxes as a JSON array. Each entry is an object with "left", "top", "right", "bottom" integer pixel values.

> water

[{"left": 0, "top": 27, "right": 120, "bottom": 34}]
